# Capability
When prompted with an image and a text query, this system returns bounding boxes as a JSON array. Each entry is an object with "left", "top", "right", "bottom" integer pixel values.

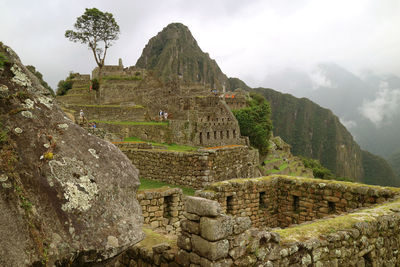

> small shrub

[
  {"left": 91, "top": 78, "right": 99, "bottom": 91},
  {"left": 56, "top": 72, "right": 76, "bottom": 96},
  {"left": 300, "top": 156, "right": 335, "bottom": 179}
]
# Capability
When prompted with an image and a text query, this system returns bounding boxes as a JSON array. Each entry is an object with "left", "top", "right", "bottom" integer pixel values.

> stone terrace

[{"left": 196, "top": 175, "right": 400, "bottom": 228}]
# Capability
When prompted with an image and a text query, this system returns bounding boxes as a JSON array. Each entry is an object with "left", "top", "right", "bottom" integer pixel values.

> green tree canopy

[
  {"left": 56, "top": 72, "right": 76, "bottom": 96},
  {"left": 233, "top": 92, "right": 273, "bottom": 155},
  {"left": 65, "top": 8, "right": 120, "bottom": 78}
]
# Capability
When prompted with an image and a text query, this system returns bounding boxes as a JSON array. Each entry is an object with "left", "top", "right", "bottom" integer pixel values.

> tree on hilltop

[{"left": 65, "top": 8, "right": 120, "bottom": 81}]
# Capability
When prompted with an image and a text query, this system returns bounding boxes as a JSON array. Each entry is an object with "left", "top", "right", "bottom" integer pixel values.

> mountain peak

[{"left": 136, "top": 23, "right": 228, "bottom": 90}]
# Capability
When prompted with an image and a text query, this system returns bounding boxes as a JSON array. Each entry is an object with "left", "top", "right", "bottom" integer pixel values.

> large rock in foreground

[{"left": 0, "top": 43, "right": 143, "bottom": 266}]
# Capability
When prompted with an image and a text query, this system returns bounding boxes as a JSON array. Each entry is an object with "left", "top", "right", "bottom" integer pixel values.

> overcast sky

[{"left": 1, "top": 0, "right": 399, "bottom": 90}]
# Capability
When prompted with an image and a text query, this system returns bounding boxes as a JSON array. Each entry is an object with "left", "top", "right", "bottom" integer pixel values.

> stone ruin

[
  {"left": 115, "top": 175, "right": 400, "bottom": 266},
  {"left": 57, "top": 59, "right": 248, "bottom": 148}
]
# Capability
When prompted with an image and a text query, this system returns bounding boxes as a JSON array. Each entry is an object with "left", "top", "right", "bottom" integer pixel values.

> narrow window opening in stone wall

[
  {"left": 220, "top": 131, "right": 223, "bottom": 139},
  {"left": 363, "top": 251, "right": 373, "bottom": 267},
  {"left": 226, "top": 130, "right": 230, "bottom": 139},
  {"left": 328, "top": 201, "right": 336, "bottom": 214},
  {"left": 233, "top": 129, "right": 236, "bottom": 138},
  {"left": 207, "top": 115, "right": 210, "bottom": 121},
  {"left": 214, "top": 131, "right": 217, "bottom": 139},
  {"left": 259, "top": 192, "right": 266, "bottom": 209},
  {"left": 163, "top": 195, "right": 173, "bottom": 220},
  {"left": 199, "top": 132, "right": 203, "bottom": 144},
  {"left": 207, "top": 132, "right": 210, "bottom": 140},
  {"left": 226, "top": 196, "right": 234, "bottom": 214},
  {"left": 293, "top": 196, "right": 300, "bottom": 213}
]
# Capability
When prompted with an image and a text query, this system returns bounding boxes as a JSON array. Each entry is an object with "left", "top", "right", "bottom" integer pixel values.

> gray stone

[
  {"left": 176, "top": 249, "right": 191, "bottom": 266},
  {"left": 184, "top": 212, "right": 201, "bottom": 221},
  {"left": 185, "top": 196, "right": 221, "bottom": 217},
  {"left": 200, "top": 215, "right": 234, "bottom": 241},
  {"left": 152, "top": 243, "right": 171, "bottom": 254},
  {"left": 177, "top": 234, "right": 192, "bottom": 251},
  {"left": 199, "top": 257, "right": 233, "bottom": 267},
  {"left": 191, "top": 235, "right": 229, "bottom": 261},
  {"left": 233, "top": 216, "right": 251, "bottom": 234},
  {"left": 0, "top": 44, "right": 144, "bottom": 266},
  {"left": 181, "top": 219, "right": 200, "bottom": 234}
]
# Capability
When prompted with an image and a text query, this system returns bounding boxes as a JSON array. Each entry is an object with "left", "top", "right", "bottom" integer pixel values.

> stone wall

[
  {"left": 196, "top": 175, "right": 400, "bottom": 228},
  {"left": 123, "top": 146, "right": 259, "bottom": 189},
  {"left": 174, "top": 195, "right": 400, "bottom": 266},
  {"left": 137, "top": 187, "right": 184, "bottom": 235},
  {"left": 67, "top": 104, "right": 146, "bottom": 122}
]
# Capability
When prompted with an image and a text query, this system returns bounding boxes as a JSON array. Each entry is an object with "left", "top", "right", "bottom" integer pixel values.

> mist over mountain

[{"left": 262, "top": 63, "right": 400, "bottom": 162}]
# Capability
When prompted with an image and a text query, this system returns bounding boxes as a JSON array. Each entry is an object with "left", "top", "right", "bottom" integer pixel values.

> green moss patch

[
  {"left": 137, "top": 228, "right": 177, "bottom": 250},
  {"left": 276, "top": 197, "right": 400, "bottom": 244},
  {"left": 139, "top": 178, "right": 195, "bottom": 196},
  {"left": 124, "top": 136, "right": 198, "bottom": 152}
]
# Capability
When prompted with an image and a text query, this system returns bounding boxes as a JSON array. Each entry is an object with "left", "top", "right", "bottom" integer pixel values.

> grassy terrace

[
  {"left": 124, "top": 136, "right": 199, "bottom": 152},
  {"left": 139, "top": 178, "right": 195, "bottom": 196}
]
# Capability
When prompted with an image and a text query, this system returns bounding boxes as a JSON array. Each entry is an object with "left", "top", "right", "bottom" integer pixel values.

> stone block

[
  {"left": 200, "top": 215, "right": 234, "bottom": 241},
  {"left": 191, "top": 235, "right": 229, "bottom": 261},
  {"left": 152, "top": 243, "right": 171, "bottom": 254},
  {"left": 199, "top": 257, "right": 233, "bottom": 267},
  {"left": 177, "top": 234, "right": 192, "bottom": 251},
  {"left": 184, "top": 212, "right": 201, "bottom": 221},
  {"left": 176, "top": 249, "right": 191, "bottom": 266},
  {"left": 185, "top": 196, "right": 221, "bottom": 217},
  {"left": 181, "top": 219, "right": 200, "bottom": 234}
]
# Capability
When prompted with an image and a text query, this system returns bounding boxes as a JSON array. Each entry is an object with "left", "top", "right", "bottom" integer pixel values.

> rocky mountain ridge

[{"left": 135, "top": 23, "right": 399, "bottom": 185}]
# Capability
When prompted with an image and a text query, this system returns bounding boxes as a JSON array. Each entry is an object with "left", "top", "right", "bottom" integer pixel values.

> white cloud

[
  {"left": 309, "top": 68, "right": 333, "bottom": 89},
  {"left": 358, "top": 81, "right": 400, "bottom": 126},
  {"left": 340, "top": 118, "right": 357, "bottom": 129}
]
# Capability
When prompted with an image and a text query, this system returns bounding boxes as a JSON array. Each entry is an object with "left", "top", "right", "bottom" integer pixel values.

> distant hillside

[
  {"left": 389, "top": 151, "right": 400, "bottom": 179},
  {"left": 253, "top": 87, "right": 364, "bottom": 181},
  {"left": 362, "top": 150, "right": 399, "bottom": 187},
  {"left": 136, "top": 23, "right": 229, "bottom": 90}
]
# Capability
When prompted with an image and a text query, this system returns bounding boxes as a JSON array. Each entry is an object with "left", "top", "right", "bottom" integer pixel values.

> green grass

[
  {"left": 96, "top": 120, "right": 168, "bottom": 126},
  {"left": 139, "top": 178, "right": 195, "bottom": 196},
  {"left": 263, "top": 158, "right": 281, "bottom": 164},
  {"left": 76, "top": 104, "right": 144, "bottom": 109},
  {"left": 103, "top": 75, "right": 142, "bottom": 81},
  {"left": 265, "top": 163, "right": 288, "bottom": 174},
  {"left": 124, "top": 136, "right": 198, "bottom": 152}
]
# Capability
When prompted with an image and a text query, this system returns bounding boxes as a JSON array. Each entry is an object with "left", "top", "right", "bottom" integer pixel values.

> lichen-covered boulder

[{"left": 0, "top": 43, "right": 144, "bottom": 266}]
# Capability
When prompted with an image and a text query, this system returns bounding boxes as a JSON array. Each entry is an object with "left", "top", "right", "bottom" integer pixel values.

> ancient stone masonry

[
  {"left": 138, "top": 187, "right": 184, "bottom": 235},
  {"left": 67, "top": 104, "right": 146, "bottom": 122},
  {"left": 114, "top": 176, "right": 400, "bottom": 266},
  {"left": 58, "top": 61, "right": 247, "bottom": 148},
  {"left": 174, "top": 195, "right": 400, "bottom": 266},
  {"left": 196, "top": 175, "right": 399, "bottom": 228},
  {"left": 122, "top": 145, "right": 259, "bottom": 189}
]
